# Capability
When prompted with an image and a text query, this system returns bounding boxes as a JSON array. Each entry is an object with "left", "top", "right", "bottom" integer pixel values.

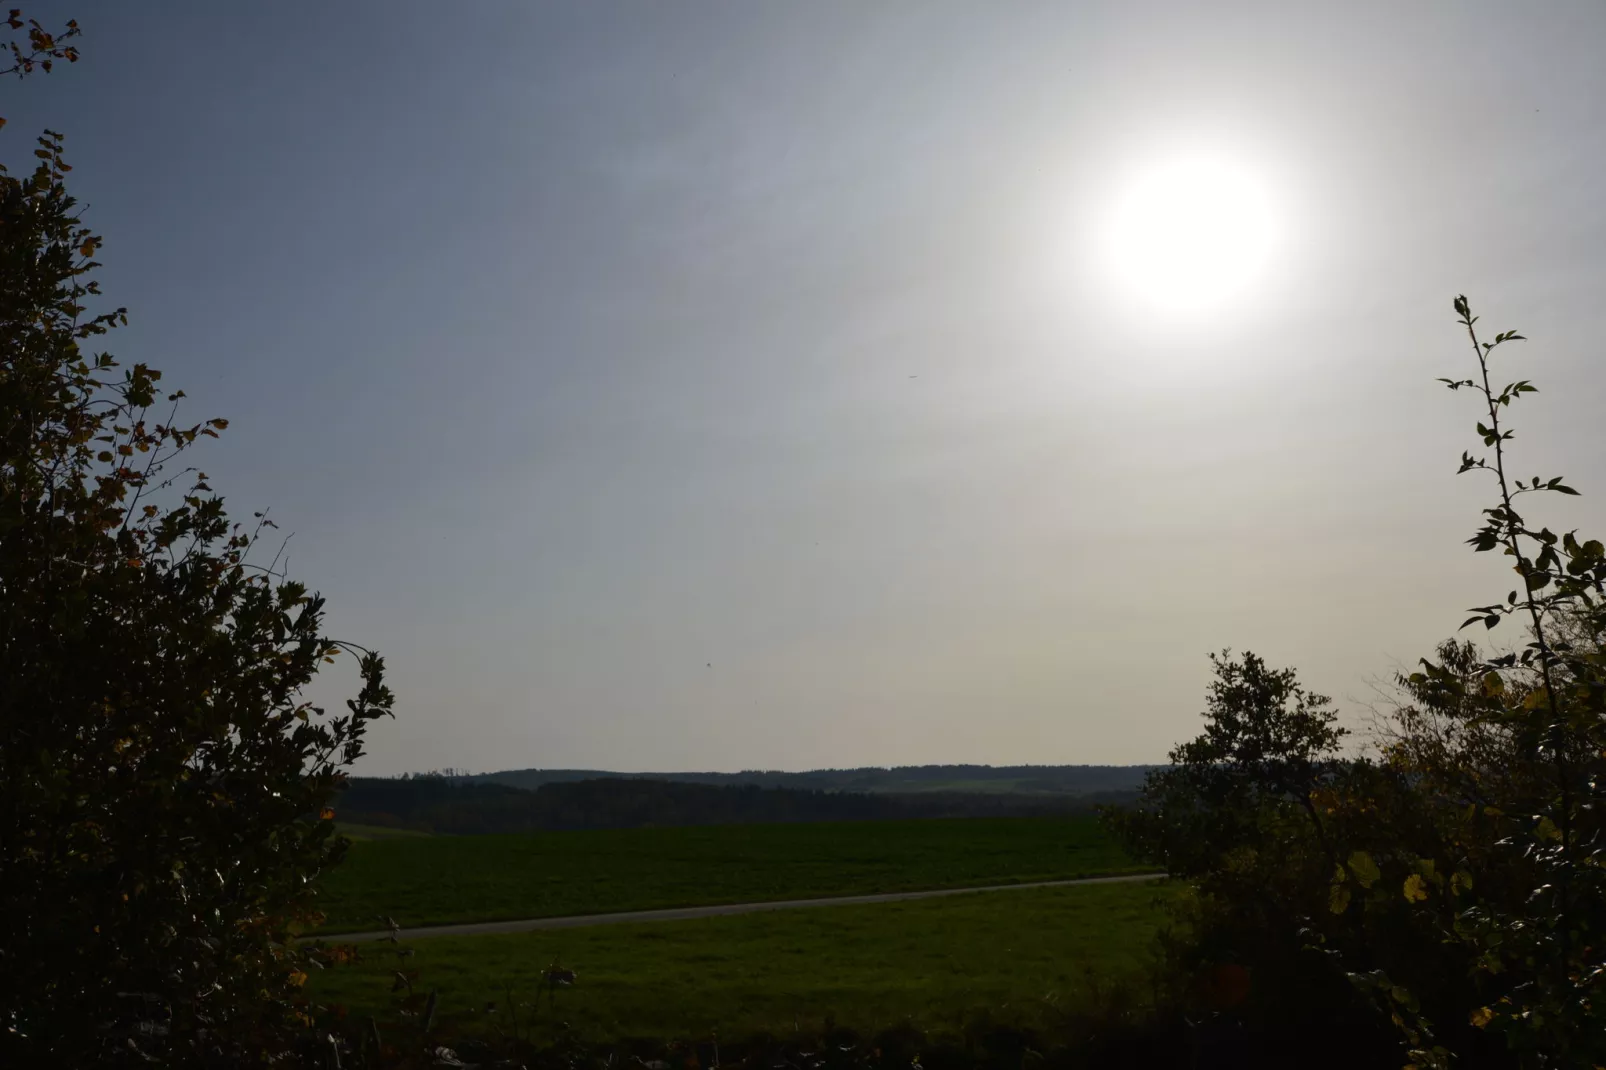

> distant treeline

[
  {"left": 335, "top": 775, "right": 1140, "bottom": 834},
  {"left": 453, "top": 763, "right": 1157, "bottom": 797}
]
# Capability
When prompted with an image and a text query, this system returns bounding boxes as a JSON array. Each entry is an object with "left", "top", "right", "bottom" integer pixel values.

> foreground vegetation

[
  {"left": 309, "top": 882, "right": 1171, "bottom": 1045},
  {"left": 316, "top": 816, "right": 1139, "bottom": 931},
  {"left": 0, "top": 13, "right": 392, "bottom": 1065},
  {"left": 1107, "top": 298, "right": 1606, "bottom": 1067}
]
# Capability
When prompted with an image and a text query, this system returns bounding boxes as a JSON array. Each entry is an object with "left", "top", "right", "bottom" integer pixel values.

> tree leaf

[{"left": 1348, "top": 851, "right": 1380, "bottom": 888}]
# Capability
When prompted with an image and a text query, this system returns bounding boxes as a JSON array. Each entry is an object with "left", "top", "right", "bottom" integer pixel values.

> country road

[{"left": 332, "top": 872, "right": 1166, "bottom": 942}]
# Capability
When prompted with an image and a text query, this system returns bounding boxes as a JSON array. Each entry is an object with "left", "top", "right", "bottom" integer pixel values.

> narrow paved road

[{"left": 332, "top": 872, "right": 1165, "bottom": 942}]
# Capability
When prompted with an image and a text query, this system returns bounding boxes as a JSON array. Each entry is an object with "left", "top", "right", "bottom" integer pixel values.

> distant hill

[
  {"left": 335, "top": 772, "right": 1148, "bottom": 835},
  {"left": 458, "top": 764, "right": 1157, "bottom": 797}
]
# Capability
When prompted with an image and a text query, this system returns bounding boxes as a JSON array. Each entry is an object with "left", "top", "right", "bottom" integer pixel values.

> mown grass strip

[
  {"left": 338, "top": 873, "right": 1164, "bottom": 941},
  {"left": 316, "top": 816, "right": 1139, "bottom": 932},
  {"left": 308, "top": 880, "right": 1174, "bottom": 1045}
]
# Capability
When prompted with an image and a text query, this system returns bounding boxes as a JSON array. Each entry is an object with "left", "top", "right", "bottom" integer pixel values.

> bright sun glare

[{"left": 1105, "top": 155, "right": 1277, "bottom": 312}]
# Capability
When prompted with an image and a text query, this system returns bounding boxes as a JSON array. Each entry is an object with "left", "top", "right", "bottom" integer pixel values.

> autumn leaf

[
  {"left": 1404, "top": 874, "right": 1429, "bottom": 903},
  {"left": 1470, "top": 1006, "right": 1494, "bottom": 1029},
  {"left": 1348, "top": 850, "right": 1381, "bottom": 888}
]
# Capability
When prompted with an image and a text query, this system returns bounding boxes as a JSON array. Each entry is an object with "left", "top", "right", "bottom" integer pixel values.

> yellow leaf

[
  {"left": 1536, "top": 816, "right": 1562, "bottom": 842},
  {"left": 1404, "top": 874, "right": 1429, "bottom": 903},
  {"left": 1349, "top": 850, "right": 1381, "bottom": 888},
  {"left": 288, "top": 971, "right": 308, "bottom": 988},
  {"left": 1451, "top": 870, "right": 1474, "bottom": 895},
  {"left": 1329, "top": 884, "right": 1352, "bottom": 914},
  {"left": 1470, "top": 1006, "right": 1494, "bottom": 1029}
]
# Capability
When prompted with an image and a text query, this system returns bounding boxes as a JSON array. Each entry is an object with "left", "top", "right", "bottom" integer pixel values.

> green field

[
  {"left": 315, "top": 816, "right": 1141, "bottom": 933},
  {"left": 308, "top": 881, "right": 1171, "bottom": 1044},
  {"left": 336, "top": 823, "right": 435, "bottom": 842}
]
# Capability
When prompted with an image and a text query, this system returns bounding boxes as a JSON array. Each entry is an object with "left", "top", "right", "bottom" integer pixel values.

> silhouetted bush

[
  {"left": 1107, "top": 298, "right": 1606, "bottom": 1068},
  {"left": 0, "top": 15, "right": 392, "bottom": 1064}
]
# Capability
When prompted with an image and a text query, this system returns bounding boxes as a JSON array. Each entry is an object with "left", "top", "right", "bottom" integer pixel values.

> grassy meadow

[
  {"left": 335, "top": 823, "right": 435, "bottom": 842},
  {"left": 308, "top": 881, "right": 1173, "bottom": 1045},
  {"left": 315, "top": 816, "right": 1142, "bottom": 933}
]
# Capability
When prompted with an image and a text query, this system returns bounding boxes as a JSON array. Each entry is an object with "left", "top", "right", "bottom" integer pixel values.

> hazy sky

[{"left": 13, "top": 2, "right": 1606, "bottom": 774}]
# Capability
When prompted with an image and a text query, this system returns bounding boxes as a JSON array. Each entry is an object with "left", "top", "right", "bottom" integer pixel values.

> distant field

[
  {"left": 308, "top": 881, "right": 1172, "bottom": 1044},
  {"left": 466, "top": 765, "right": 1155, "bottom": 797},
  {"left": 316, "top": 816, "right": 1142, "bottom": 933},
  {"left": 888, "top": 778, "right": 1066, "bottom": 795},
  {"left": 336, "top": 823, "right": 435, "bottom": 842}
]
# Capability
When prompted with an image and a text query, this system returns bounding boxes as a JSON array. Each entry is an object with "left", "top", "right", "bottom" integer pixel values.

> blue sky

[{"left": 12, "top": 1, "right": 1606, "bottom": 774}]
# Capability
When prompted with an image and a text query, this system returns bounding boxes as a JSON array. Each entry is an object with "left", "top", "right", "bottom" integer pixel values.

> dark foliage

[
  {"left": 0, "top": 16, "right": 392, "bottom": 1064},
  {"left": 1107, "top": 298, "right": 1606, "bottom": 1069}
]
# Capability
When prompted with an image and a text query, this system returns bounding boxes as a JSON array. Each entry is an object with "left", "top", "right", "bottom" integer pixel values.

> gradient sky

[{"left": 12, "top": 2, "right": 1606, "bottom": 774}]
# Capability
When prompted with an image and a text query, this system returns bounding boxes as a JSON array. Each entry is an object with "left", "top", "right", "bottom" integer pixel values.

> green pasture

[
  {"left": 308, "top": 880, "right": 1172, "bottom": 1045},
  {"left": 336, "top": 823, "right": 435, "bottom": 842},
  {"left": 315, "top": 816, "right": 1142, "bottom": 933}
]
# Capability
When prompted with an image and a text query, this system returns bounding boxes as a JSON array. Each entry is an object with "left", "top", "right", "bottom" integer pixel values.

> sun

[{"left": 1104, "top": 154, "right": 1277, "bottom": 312}]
